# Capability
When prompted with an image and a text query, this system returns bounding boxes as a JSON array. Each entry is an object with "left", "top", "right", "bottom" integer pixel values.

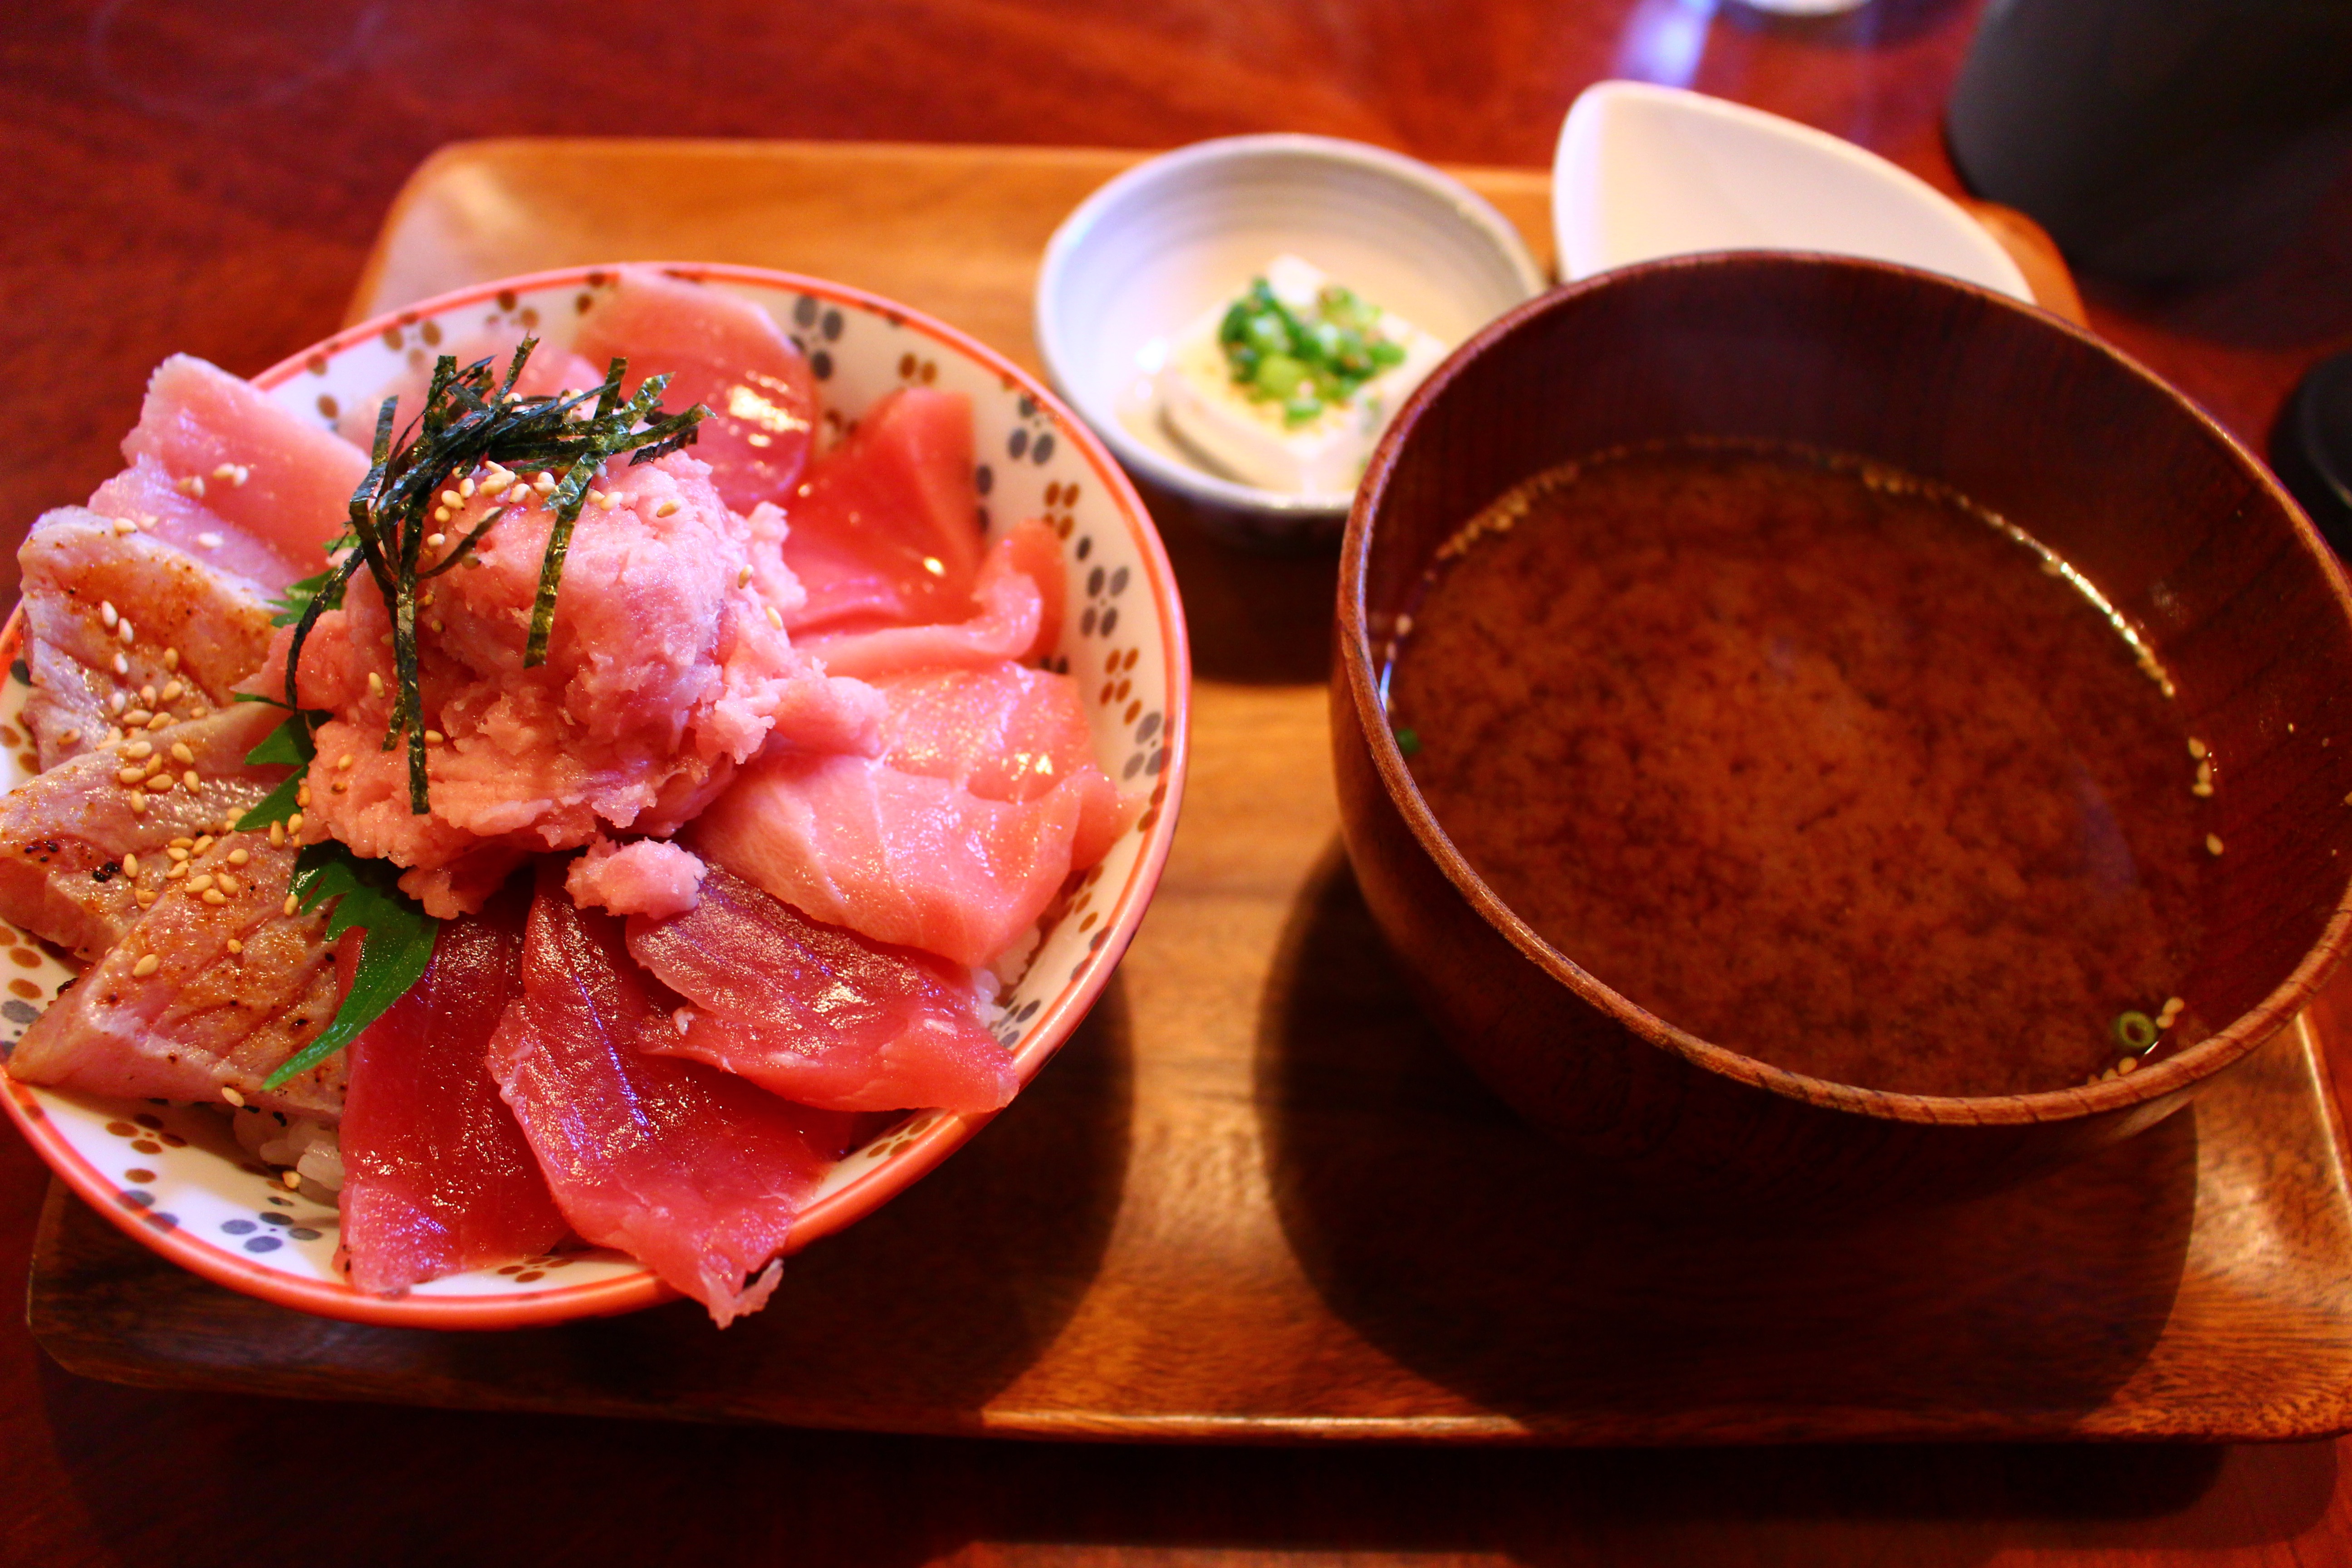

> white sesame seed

[
  {"left": 2206, "top": 833, "right": 2225, "bottom": 855},
  {"left": 286, "top": 812, "right": 304, "bottom": 835},
  {"left": 458, "top": 478, "right": 476, "bottom": 498},
  {"left": 202, "top": 889, "right": 226, "bottom": 906},
  {"left": 284, "top": 894, "right": 299, "bottom": 916},
  {"left": 424, "top": 730, "right": 445, "bottom": 745},
  {"left": 282, "top": 1169, "right": 302, "bottom": 1190},
  {"left": 196, "top": 532, "right": 223, "bottom": 550},
  {"left": 122, "top": 709, "right": 152, "bottom": 727},
  {"left": 426, "top": 533, "right": 446, "bottom": 549},
  {"left": 226, "top": 938, "right": 242, "bottom": 955},
  {"left": 180, "top": 769, "right": 197, "bottom": 789},
  {"left": 228, "top": 848, "right": 248, "bottom": 866},
  {"left": 116, "top": 767, "right": 143, "bottom": 786},
  {"left": 113, "top": 518, "right": 137, "bottom": 536},
  {"left": 534, "top": 471, "right": 556, "bottom": 492},
  {"left": 124, "top": 741, "right": 152, "bottom": 759},
  {"left": 121, "top": 852, "right": 139, "bottom": 876},
  {"left": 220, "top": 1087, "right": 244, "bottom": 1107},
  {"left": 140, "top": 685, "right": 156, "bottom": 706},
  {"left": 336, "top": 754, "right": 354, "bottom": 771},
  {"left": 186, "top": 875, "right": 213, "bottom": 893},
  {"left": 113, "top": 653, "right": 129, "bottom": 676},
  {"left": 367, "top": 672, "right": 383, "bottom": 696},
  {"left": 127, "top": 797, "right": 146, "bottom": 817},
  {"left": 440, "top": 490, "right": 461, "bottom": 508},
  {"left": 119, "top": 620, "right": 135, "bottom": 645},
  {"left": 132, "top": 953, "right": 160, "bottom": 977},
  {"left": 736, "top": 564, "right": 753, "bottom": 588},
  {"left": 170, "top": 742, "right": 194, "bottom": 764},
  {"left": 192, "top": 835, "right": 212, "bottom": 853},
  {"left": 232, "top": 465, "right": 249, "bottom": 487},
  {"left": 220, "top": 874, "right": 240, "bottom": 895},
  {"left": 163, "top": 648, "right": 179, "bottom": 671},
  {"left": 108, "top": 692, "right": 127, "bottom": 715},
  {"left": 145, "top": 774, "right": 173, "bottom": 793},
  {"left": 177, "top": 475, "right": 205, "bottom": 499},
  {"left": 597, "top": 491, "right": 618, "bottom": 511},
  {"left": 159, "top": 682, "right": 182, "bottom": 704},
  {"left": 101, "top": 602, "right": 118, "bottom": 629},
  {"left": 145, "top": 714, "right": 168, "bottom": 731},
  {"left": 654, "top": 499, "right": 680, "bottom": 519},
  {"left": 166, "top": 845, "right": 188, "bottom": 860},
  {"left": 2188, "top": 737, "right": 2207, "bottom": 760},
  {"left": 269, "top": 821, "right": 285, "bottom": 846},
  {"left": 764, "top": 604, "right": 784, "bottom": 631},
  {"left": 212, "top": 463, "right": 237, "bottom": 482},
  {"left": 433, "top": 506, "right": 453, "bottom": 523}
]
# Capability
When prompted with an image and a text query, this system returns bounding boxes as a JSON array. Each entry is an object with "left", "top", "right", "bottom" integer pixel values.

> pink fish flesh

[
  {"left": 0, "top": 702, "right": 287, "bottom": 961},
  {"left": 120, "top": 355, "right": 368, "bottom": 567},
  {"left": 5, "top": 836, "right": 347, "bottom": 1118},
  {"left": 626, "top": 864, "right": 1014, "bottom": 1112},
  {"left": 339, "top": 884, "right": 568, "bottom": 1294},
  {"left": 19, "top": 508, "right": 282, "bottom": 768},
  {"left": 803, "top": 517, "right": 1061, "bottom": 680},
  {"left": 576, "top": 267, "right": 817, "bottom": 514},
  {"left": 488, "top": 863, "right": 857, "bottom": 1325},
  {"left": 779, "top": 388, "right": 985, "bottom": 634}
]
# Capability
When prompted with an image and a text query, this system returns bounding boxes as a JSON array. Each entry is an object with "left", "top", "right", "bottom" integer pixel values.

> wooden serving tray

[{"left": 29, "top": 140, "right": 2352, "bottom": 1444}]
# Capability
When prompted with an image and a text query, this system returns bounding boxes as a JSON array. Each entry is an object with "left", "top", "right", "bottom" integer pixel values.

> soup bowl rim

[{"left": 1337, "top": 249, "right": 2352, "bottom": 1129}]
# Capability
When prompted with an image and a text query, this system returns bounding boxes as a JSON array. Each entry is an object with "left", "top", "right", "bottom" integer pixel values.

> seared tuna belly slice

[
  {"left": 19, "top": 507, "right": 282, "bottom": 768},
  {"left": 626, "top": 864, "right": 1015, "bottom": 1113},
  {"left": 6, "top": 836, "right": 346, "bottom": 1119},
  {"left": 340, "top": 883, "right": 568, "bottom": 1294},
  {"left": 0, "top": 702, "right": 286, "bottom": 961},
  {"left": 490, "top": 865, "right": 855, "bottom": 1325}
]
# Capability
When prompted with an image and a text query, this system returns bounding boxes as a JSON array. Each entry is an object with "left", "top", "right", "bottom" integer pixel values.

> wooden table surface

[{"left": 8, "top": 1, "right": 2352, "bottom": 1563}]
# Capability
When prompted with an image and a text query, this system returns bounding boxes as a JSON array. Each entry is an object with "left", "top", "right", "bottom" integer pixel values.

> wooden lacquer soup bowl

[{"left": 1333, "top": 253, "right": 2352, "bottom": 1208}]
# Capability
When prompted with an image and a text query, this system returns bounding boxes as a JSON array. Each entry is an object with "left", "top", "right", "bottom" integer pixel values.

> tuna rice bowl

[{"left": 0, "top": 265, "right": 1186, "bottom": 1328}]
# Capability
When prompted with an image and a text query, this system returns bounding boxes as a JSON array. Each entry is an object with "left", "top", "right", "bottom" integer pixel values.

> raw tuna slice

[
  {"left": 19, "top": 507, "right": 282, "bottom": 767},
  {"left": 89, "top": 454, "right": 308, "bottom": 593},
  {"left": 576, "top": 267, "right": 816, "bottom": 514},
  {"left": 779, "top": 388, "right": 985, "bottom": 634},
  {"left": 5, "top": 837, "right": 347, "bottom": 1119},
  {"left": 692, "top": 661, "right": 1132, "bottom": 966},
  {"left": 803, "top": 518, "right": 1061, "bottom": 680},
  {"left": 338, "top": 333, "right": 605, "bottom": 451},
  {"left": 626, "top": 865, "right": 1015, "bottom": 1112},
  {"left": 0, "top": 702, "right": 287, "bottom": 961},
  {"left": 489, "top": 865, "right": 857, "bottom": 1325},
  {"left": 120, "top": 355, "right": 368, "bottom": 566},
  {"left": 339, "top": 885, "right": 568, "bottom": 1294}
]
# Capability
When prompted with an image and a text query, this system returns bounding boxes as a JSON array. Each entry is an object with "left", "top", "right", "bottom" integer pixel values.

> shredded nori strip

[{"left": 281, "top": 340, "right": 704, "bottom": 813}]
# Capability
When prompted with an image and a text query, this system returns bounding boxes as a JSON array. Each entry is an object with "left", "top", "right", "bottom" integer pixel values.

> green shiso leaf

[{"left": 259, "top": 842, "right": 440, "bottom": 1089}]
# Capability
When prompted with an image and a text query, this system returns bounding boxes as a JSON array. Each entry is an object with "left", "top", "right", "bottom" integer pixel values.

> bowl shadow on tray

[
  {"left": 1130, "top": 468, "right": 1339, "bottom": 686},
  {"left": 37, "top": 983, "right": 1136, "bottom": 1424},
  {"left": 447, "top": 983, "right": 1136, "bottom": 1408},
  {"left": 1253, "top": 843, "right": 2201, "bottom": 1433}
]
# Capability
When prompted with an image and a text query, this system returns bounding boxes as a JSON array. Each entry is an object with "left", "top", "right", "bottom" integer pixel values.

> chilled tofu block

[{"left": 1157, "top": 254, "right": 1447, "bottom": 496}]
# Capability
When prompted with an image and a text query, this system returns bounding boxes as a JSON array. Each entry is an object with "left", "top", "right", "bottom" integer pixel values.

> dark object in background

[
  {"left": 2274, "top": 352, "right": 2352, "bottom": 562},
  {"left": 1945, "top": 0, "right": 2352, "bottom": 284}
]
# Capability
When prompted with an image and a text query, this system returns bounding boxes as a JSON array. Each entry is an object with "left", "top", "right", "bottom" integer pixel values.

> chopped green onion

[{"left": 2113, "top": 1010, "right": 2158, "bottom": 1054}]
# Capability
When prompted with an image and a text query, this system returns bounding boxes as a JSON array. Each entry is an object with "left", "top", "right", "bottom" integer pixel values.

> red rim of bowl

[
  {"left": 0, "top": 261, "right": 1191, "bottom": 1328},
  {"left": 1339, "top": 250, "right": 2352, "bottom": 1131}
]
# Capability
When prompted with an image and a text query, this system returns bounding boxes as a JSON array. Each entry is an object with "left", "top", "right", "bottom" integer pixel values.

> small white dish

[
  {"left": 1037, "top": 134, "right": 1545, "bottom": 547},
  {"left": 1553, "top": 82, "right": 2032, "bottom": 302}
]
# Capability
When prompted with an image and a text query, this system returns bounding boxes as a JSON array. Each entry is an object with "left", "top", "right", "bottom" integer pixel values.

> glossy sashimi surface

[
  {"left": 339, "top": 885, "right": 568, "bottom": 1294},
  {"left": 489, "top": 865, "right": 858, "bottom": 1325},
  {"left": 626, "top": 864, "right": 1014, "bottom": 1112},
  {"left": 121, "top": 355, "right": 368, "bottom": 565},
  {"left": 576, "top": 267, "right": 817, "bottom": 514},
  {"left": 778, "top": 387, "right": 985, "bottom": 634},
  {"left": 802, "top": 517, "right": 1059, "bottom": 679}
]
